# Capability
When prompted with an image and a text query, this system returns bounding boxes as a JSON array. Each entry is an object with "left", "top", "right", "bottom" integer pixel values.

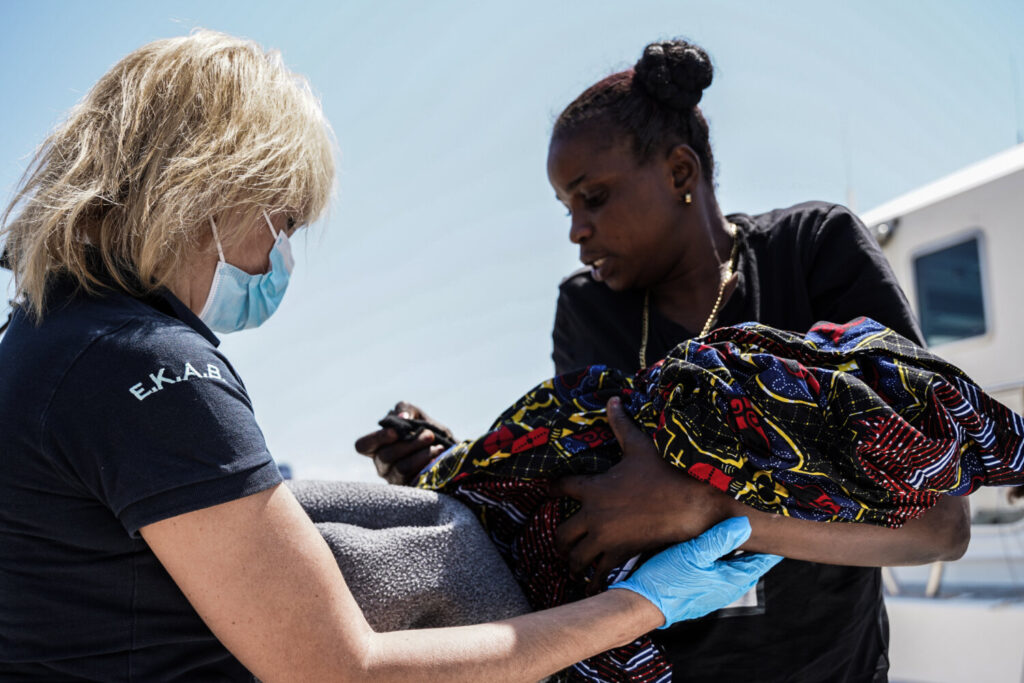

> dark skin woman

[{"left": 357, "top": 39, "right": 970, "bottom": 682}]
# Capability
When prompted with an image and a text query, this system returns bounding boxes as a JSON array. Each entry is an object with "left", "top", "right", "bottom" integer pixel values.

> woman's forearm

[
  {"left": 361, "top": 515, "right": 776, "bottom": 683},
  {"left": 552, "top": 412, "right": 972, "bottom": 573},
  {"left": 360, "top": 589, "right": 661, "bottom": 683},
  {"left": 145, "top": 484, "right": 667, "bottom": 683},
  {"left": 733, "top": 494, "right": 971, "bottom": 566}
]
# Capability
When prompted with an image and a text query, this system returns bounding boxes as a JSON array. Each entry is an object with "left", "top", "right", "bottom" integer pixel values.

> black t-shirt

[
  {"left": 0, "top": 278, "right": 282, "bottom": 681},
  {"left": 552, "top": 202, "right": 924, "bottom": 683}
]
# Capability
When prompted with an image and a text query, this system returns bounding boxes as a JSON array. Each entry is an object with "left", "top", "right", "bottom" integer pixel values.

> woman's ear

[{"left": 665, "top": 144, "right": 702, "bottom": 198}]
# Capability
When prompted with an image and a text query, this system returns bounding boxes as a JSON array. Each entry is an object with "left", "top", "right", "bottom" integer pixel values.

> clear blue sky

[{"left": 2, "top": 0, "right": 1021, "bottom": 481}]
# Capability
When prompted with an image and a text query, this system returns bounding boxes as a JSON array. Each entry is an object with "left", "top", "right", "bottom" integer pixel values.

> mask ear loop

[
  {"left": 263, "top": 210, "right": 280, "bottom": 239},
  {"left": 199, "top": 217, "right": 228, "bottom": 323},
  {"left": 208, "top": 217, "right": 226, "bottom": 262}
]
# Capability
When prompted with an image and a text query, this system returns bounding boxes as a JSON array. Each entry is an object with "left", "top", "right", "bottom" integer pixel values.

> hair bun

[{"left": 635, "top": 40, "right": 713, "bottom": 110}]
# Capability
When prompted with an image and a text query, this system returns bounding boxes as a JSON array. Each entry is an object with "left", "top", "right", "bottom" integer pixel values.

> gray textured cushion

[{"left": 288, "top": 480, "right": 531, "bottom": 632}]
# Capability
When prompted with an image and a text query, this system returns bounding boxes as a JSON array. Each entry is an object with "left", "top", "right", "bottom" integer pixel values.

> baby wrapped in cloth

[{"left": 415, "top": 317, "right": 1024, "bottom": 682}]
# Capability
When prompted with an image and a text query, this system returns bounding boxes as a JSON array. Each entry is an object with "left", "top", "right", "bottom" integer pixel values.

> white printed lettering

[
  {"left": 149, "top": 368, "right": 178, "bottom": 391},
  {"left": 129, "top": 383, "right": 153, "bottom": 401},
  {"left": 129, "top": 360, "right": 226, "bottom": 401}
]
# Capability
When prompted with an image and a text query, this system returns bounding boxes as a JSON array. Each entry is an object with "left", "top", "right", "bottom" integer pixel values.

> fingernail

[{"left": 399, "top": 411, "right": 411, "bottom": 419}]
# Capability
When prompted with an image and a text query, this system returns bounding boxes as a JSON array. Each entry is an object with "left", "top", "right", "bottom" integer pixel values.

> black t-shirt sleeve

[
  {"left": 804, "top": 205, "right": 925, "bottom": 345},
  {"left": 41, "top": 323, "right": 282, "bottom": 537}
]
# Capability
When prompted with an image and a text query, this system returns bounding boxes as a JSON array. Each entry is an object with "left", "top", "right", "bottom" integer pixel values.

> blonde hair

[{"left": 1, "top": 29, "right": 334, "bottom": 318}]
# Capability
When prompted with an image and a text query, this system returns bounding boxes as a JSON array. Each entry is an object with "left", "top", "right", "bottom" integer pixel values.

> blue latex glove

[{"left": 609, "top": 516, "right": 782, "bottom": 628}]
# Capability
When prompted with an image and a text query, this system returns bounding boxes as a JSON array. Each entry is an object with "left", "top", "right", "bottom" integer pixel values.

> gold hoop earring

[{"left": 684, "top": 192, "right": 692, "bottom": 205}]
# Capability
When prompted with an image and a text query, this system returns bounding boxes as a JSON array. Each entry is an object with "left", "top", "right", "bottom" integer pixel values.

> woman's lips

[{"left": 585, "top": 256, "right": 608, "bottom": 282}]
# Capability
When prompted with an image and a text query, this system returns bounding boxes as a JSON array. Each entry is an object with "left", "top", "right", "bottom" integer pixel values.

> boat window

[{"left": 913, "top": 235, "right": 986, "bottom": 346}]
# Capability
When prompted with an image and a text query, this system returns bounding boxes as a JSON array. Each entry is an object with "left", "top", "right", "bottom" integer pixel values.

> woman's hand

[
  {"left": 552, "top": 397, "right": 732, "bottom": 591},
  {"left": 611, "top": 517, "right": 782, "bottom": 627},
  {"left": 354, "top": 402, "right": 455, "bottom": 485}
]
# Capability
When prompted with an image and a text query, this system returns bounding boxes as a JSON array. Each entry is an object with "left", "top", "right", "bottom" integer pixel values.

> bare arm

[
  {"left": 142, "top": 483, "right": 663, "bottom": 683},
  {"left": 364, "top": 589, "right": 657, "bottom": 682},
  {"left": 725, "top": 492, "right": 969, "bottom": 565},
  {"left": 554, "top": 399, "right": 970, "bottom": 584}
]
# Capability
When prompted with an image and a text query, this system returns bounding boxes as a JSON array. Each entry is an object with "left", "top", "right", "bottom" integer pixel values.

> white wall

[{"left": 878, "top": 167, "right": 1024, "bottom": 393}]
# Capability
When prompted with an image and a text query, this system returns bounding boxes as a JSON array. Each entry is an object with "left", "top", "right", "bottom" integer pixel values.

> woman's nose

[{"left": 568, "top": 214, "right": 592, "bottom": 244}]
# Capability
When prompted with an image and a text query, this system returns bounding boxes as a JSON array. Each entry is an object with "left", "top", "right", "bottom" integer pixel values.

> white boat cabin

[{"left": 861, "top": 144, "right": 1024, "bottom": 682}]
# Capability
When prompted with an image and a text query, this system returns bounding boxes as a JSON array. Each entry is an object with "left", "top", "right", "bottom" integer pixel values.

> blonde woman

[{"left": 0, "top": 31, "right": 779, "bottom": 681}]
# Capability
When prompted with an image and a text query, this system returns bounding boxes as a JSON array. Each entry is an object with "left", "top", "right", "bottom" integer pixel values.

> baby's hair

[
  {"left": 552, "top": 39, "right": 716, "bottom": 182},
  {"left": 2, "top": 29, "right": 335, "bottom": 318}
]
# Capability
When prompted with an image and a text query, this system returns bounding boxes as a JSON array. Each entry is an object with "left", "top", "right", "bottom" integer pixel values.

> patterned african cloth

[{"left": 415, "top": 317, "right": 1024, "bottom": 682}]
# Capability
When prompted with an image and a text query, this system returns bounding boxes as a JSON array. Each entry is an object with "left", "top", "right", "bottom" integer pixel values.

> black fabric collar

[
  {"left": 80, "top": 247, "right": 221, "bottom": 347},
  {"left": 150, "top": 287, "right": 220, "bottom": 347},
  {"left": 34, "top": 248, "right": 222, "bottom": 347}
]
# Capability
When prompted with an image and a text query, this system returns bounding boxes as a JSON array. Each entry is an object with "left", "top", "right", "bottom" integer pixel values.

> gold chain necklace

[{"left": 638, "top": 224, "right": 738, "bottom": 369}]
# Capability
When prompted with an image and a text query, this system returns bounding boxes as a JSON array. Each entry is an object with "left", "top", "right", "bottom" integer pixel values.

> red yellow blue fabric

[{"left": 416, "top": 317, "right": 1024, "bottom": 681}]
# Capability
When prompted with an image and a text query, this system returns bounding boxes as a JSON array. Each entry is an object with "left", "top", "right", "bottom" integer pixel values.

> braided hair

[{"left": 552, "top": 39, "right": 716, "bottom": 183}]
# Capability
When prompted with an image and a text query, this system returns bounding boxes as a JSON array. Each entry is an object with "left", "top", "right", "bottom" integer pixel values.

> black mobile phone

[{"left": 377, "top": 413, "right": 456, "bottom": 449}]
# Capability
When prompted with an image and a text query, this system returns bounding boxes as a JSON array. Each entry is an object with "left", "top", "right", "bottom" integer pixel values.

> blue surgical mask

[{"left": 198, "top": 211, "right": 294, "bottom": 333}]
